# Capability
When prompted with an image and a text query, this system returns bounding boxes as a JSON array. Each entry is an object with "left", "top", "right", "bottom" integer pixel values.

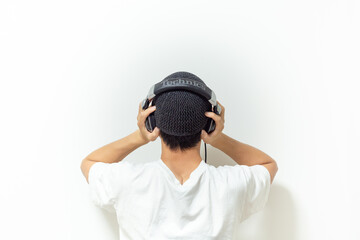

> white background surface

[{"left": 1, "top": 1, "right": 359, "bottom": 239}]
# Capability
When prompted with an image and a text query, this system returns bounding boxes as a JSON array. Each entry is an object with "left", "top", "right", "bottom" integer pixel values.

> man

[{"left": 80, "top": 71, "right": 278, "bottom": 239}]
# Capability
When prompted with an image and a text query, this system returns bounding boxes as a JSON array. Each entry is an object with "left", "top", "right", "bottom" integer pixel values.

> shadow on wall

[
  {"left": 260, "top": 184, "right": 297, "bottom": 240},
  {"left": 234, "top": 184, "right": 297, "bottom": 240},
  {"left": 100, "top": 209, "right": 119, "bottom": 239},
  {"left": 206, "top": 146, "right": 297, "bottom": 240}
]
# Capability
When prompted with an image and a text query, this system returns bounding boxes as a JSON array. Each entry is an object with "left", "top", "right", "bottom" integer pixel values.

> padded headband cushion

[
  {"left": 152, "top": 71, "right": 212, "bottom": 136},
  {"left": 153, "top": 72, "right": 213, "bottom": 101}
]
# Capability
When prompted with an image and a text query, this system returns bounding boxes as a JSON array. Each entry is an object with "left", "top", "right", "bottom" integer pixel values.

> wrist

[{"left": 134, "top": 129, "right": 149, "bottom": 146}]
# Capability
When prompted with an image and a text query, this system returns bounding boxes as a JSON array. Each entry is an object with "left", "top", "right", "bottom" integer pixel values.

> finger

[
  {"left": 205, "top": 111, "right": 222, "bottom": 123},
  {"left": 205, "top": 112, "right": 223, "bottom": 135},
  {"left": 201, "top": 129, "right": 217, "bottom": 142},
  {"left": 217, "top": 101, "right": 225, "bottom": 116},
  {"left": 201, "top": 130, "right": 209, "bottom": 141},
  {"left": 209, "top": 124, "right": 221, "bottom": 137},
  {"left": 137, "top": 102, "right": 146, "bottom": 125},
  {"left": 142, "top": 105, "right": 156, "bottom": 116},
  {"left": 139, "top": 105, "right": 156, "bottom": 123},
  {"left": 137, "top": 102, "right": 143, "bottom": 122},
  {"left": 149, "top": 127, "right": 160, "bottom": 141},
  {"left": 139, "top": 101, "right": 142, "bottom": 112},
  {"left": 217, "top": 100, "right": 224, "bottom": 109}
]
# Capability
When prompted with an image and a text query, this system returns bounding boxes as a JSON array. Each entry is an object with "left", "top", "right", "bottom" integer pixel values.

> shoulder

[
  {"left": 204, "top": 164, "right": 245, "bottom": 185},
  {"left": 89, "top": 160, "right": 158, "bottom": 179},
  {"left": 206, "top": 164, "right": 270, "bottom": 188}
]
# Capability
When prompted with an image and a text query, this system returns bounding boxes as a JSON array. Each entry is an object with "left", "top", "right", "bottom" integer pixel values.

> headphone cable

[{"left": 204, "top": 141, "right": 207, "bottom": 164}]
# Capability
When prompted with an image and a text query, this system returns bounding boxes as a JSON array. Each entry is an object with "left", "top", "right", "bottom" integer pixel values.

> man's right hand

[{"left": 201, "top": 101, "right": 225, "bottom": 146}]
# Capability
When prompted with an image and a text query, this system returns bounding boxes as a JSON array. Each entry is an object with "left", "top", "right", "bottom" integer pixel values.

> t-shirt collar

[{"left": 157, "top": 158, "right": 206, "bottom": 187}]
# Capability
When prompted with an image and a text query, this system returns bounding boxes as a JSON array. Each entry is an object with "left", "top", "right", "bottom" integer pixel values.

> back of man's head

[{"left": 153, "top": 71, "right": 212, "bottom": 151}]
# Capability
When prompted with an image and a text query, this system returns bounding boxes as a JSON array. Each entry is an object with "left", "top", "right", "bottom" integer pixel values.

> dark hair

[{"left": 160, "top": 129, "right": 201, "bottom": 152}]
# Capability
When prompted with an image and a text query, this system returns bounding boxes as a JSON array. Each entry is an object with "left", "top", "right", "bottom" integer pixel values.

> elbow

[
  {"left": 274, "top": 160, "right": 279, "bottom": 175},
  {"left": 267, "top": 158, "right": 278, "bottom": 184},
  {"left": 80, "top": 159, "right": 87, "bottom": 177},
  {"left": 271, "top": 160, "right": 279, "bottom": 183}
]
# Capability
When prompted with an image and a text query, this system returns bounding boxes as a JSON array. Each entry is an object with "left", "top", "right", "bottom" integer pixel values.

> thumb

[
  {"left": 201, "top": 130, "right": 208, "bottom": 140},
  {"left": 148, "top": 127, "right": 160, "bottom": 141},
  {"left": 151, "top": 127, "right": 160, "bottom": 139},
  {"left": 155, "top": 127, "right": 160, "bottom": 135}
]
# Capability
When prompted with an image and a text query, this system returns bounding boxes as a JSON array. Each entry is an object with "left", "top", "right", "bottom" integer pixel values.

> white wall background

[{"left": 1, "top": 0, "right": 359, "bottom": 239}]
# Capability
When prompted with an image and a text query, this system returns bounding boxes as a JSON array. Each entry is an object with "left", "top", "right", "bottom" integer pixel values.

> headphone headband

[{"left": 144, "top": 77, "right": 221, "bottom": 114}]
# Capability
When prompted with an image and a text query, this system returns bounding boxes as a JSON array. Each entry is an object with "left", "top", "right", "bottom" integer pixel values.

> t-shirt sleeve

[
  {"left": 88, "top": 161, "right": 137, "bottom": 213},
  {"left": 229, "top": 164, "right": 271, "bottom": 222}
]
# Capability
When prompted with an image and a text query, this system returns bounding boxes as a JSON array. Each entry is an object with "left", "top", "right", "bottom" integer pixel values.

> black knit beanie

[{"left": 152, "top": 71, "right": 212, "bottom": 136}]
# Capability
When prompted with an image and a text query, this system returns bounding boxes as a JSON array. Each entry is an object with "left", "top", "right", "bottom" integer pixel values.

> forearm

[
  {"left": 83, "top": 129, "right": 148, "bottom": 163},
  {"left": 211, "top": 132, "right": 275, "bottom": 166}
]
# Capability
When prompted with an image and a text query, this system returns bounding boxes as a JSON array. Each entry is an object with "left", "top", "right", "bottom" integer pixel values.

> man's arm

[
  {"left": 201, "top": 101, "right": 278, "bottom": 184},
  {"left": 80, "top": 101, "right": 160, "bottom": 184},
  {"left": 211, "top": 132, "right": 278, "bottom": 183},
  {"left": 80, "top": 129, "right": 148, "bottom": 183}
]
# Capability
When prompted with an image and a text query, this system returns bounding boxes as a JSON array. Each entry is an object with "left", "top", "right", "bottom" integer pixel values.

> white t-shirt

[{"left": 88, "top": 158, "right": 271, "bottom": 240}]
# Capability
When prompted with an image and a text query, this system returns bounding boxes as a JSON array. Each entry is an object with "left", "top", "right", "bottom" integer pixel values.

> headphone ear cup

[
  {"left": 145, "top": 112, "right": 156, "bottom": 132},
  {"left": 208, "top": 119, "right": 216, "bottom": 133},
  {"left": 204, "top": 118, "right": 216, "bottom": 134}
]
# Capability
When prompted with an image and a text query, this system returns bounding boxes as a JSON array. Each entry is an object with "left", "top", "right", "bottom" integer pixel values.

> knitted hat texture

[{"left": 152, "top": 71, "right": 212, "bottom": 136}]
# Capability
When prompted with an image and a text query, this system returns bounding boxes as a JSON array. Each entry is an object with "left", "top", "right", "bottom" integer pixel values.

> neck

[{"left": 160, "top": 139, "right": 202, "bottom": 179}]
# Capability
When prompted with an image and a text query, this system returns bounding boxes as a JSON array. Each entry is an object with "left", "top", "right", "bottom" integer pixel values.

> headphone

[{"left": 141, "top": 77, "right": 221, "bottom": 163}]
